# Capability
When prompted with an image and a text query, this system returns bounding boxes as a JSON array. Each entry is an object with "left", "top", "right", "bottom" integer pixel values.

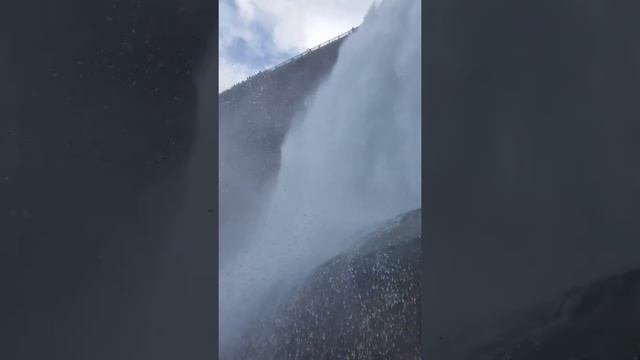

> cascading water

[{"left": 219, "top": 0, "right": 421, "bottom": 355}]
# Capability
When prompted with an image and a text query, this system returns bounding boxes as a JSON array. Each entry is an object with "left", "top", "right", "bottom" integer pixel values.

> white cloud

[
  {"left": 219, "top": 0, "right": 375, "bottom": 92},
  {"left": 219, "top": 1, "right": 260, "bottom": 92},
  {"left": 246, "top": 0, "right": 375, "bottom": 51}
]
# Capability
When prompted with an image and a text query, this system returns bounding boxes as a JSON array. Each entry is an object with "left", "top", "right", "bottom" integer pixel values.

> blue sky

[{"left": 219, "top": 0, "right": 375, "bottom": 92}]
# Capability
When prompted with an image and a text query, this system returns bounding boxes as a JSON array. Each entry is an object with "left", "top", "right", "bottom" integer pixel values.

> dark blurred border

[{"left": 1, "top": 1, "right": 218, "bottom": 359}]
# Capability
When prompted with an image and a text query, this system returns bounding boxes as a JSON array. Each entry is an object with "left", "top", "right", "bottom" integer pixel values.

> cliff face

[
  {"left": 219, "top": 36, "right": 348, "bottom": 264},
  {"left": 423, "top": 1, "right": 640, "bottom": 358}
]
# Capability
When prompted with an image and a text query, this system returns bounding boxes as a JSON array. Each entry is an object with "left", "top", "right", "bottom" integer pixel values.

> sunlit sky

[{"left": 219, "top": 0, "right": 375, "bottom": 92}]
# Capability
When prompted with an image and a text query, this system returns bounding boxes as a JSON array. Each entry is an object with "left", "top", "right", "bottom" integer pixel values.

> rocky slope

[{"left": 226, "top": 209, "right": 422, "bottom": 360}]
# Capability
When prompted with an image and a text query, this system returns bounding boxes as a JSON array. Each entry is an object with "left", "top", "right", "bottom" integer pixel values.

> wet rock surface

[{"left": 227, "top": 209, "right": 422, "bottom": 360}]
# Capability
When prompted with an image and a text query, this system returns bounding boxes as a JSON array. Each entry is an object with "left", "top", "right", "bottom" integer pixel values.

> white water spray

[{"left": 220, "top": 0, "right": 421, "bottom": 353}]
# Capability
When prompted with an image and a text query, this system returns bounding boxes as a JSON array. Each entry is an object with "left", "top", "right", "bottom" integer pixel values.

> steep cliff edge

[{"left": 219, "top": 36, "right": 348, "bottom": 262}]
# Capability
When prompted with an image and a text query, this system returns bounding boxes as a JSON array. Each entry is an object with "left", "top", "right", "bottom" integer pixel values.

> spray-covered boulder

[{"left": 231, "top": 209, "right": 421, "bottom": 360}]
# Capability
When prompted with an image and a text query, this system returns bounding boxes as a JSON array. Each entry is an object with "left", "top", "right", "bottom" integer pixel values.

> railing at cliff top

[
  {"left": 269, "top": 26, "right": 358, "bottom": 72},
  {"left": 223, "top": 26, "right": 358, "bottom": 93}
]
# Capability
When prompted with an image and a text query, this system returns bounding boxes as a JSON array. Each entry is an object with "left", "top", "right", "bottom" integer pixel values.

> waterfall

[{"left": 219, "top": 0, "right": 421, "bottom": 355}]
